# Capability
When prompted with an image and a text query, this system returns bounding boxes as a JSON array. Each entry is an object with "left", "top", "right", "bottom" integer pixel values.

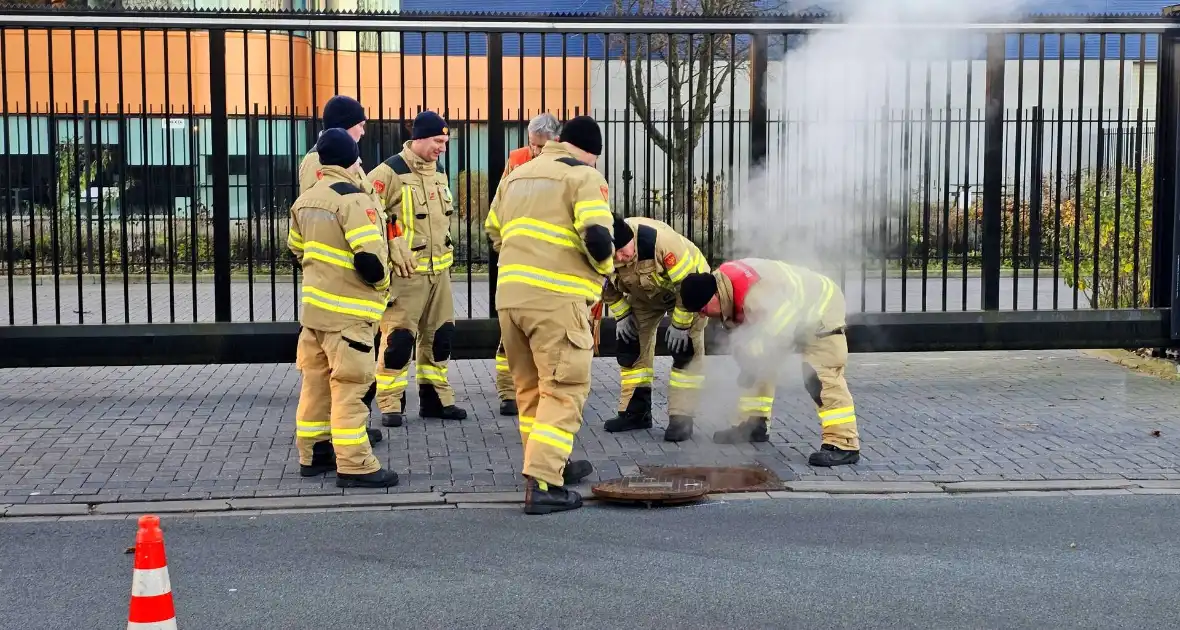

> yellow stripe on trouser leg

[
  {"left": 529, "top": 423, "right": 575, "bottom": 457},
  {"left": 294, "top": 327, "right": 333, "bottom": 466},
  {"left": 620, "top": 367, "right": 654, "bottom": 387},
  {"left": 331, "top": 425, "right": 370, "bottom": 447},
  {"left": 417, "top": 364, "right": 448, "bottom": 386},
  {"left": 738, "top": 396, "right": 774, "bottom": 416},
  {"left": 296, "top": 421, "right": 331, "bottom": 439},
  {"left": 518, "top": 415, "right": 535, "bottom": 445},
  {"left": 494, "top": 348, "right": 516, "bottom": 400}
]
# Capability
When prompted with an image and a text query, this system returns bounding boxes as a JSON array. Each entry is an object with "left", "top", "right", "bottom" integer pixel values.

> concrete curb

[{"left": 4, "top": 479, "right": 1180, "bottom": 521}]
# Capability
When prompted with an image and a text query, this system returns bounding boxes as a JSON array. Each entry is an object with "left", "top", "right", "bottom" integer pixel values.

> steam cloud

[{"left": 697, "top": 0, "right": 1029, "bottom": 427}]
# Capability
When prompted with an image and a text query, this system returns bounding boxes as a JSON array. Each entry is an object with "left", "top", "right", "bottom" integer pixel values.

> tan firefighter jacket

[
  {"left": 484, "top": 141, "right": 615, "bottom": 310},
  {"left": 288, "top": 165, "right": 391, "bottom": 332},
  {"left": 603, "top": 216, "right": 710, "bottom": 330},
  {"left": 714, "top": 258, "right": 846, "bottom": 362},
  {"left": 367, "top": 141, "right": 455, "bottom": 274}
]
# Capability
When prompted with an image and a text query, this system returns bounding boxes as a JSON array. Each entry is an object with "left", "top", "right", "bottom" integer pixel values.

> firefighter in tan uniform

[
  {"left": 601, "top": 216, "right": 710, "bottom": 442},
  {"left": 295, "top": 95, "right": 387, "bottom": 447},
  {"left": 286, "top": 129, "right": 400, "bottom": 488},
  {"left": 493, "top": 113, "right": 562, "bottom": 416},
  {"left": 485, "top": 116, "right": 614, "bottom": 515},
  {"left": 367, "top": 111, "right": 468, "bottom": 427},
  {"left": 679, "top": 259, "right": 862, "bottom": 467}
]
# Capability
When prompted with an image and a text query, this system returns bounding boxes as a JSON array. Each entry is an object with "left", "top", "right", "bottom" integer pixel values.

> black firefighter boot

[
  {"left": 604, "top": 387, "right": 654, "bottom": 433},
  {"left": 418, "top": 384, "right": 468, "bottom": 420},
  {"left": 336, "top": 467, "right": 400, "bottom": 489},
  {"left": 381, "top": 392, "right": 407, "bottom": 428},
  {"left": 499, "top": 398, "right": 518, "bottom": 416},
  {"left": 663, "top": 415, "right": 694, "bottom": 442},
  {"left": 808, "top": 444, "right": 861, "bottom": 467},
  {"left": 712, "top": 417, "right": 770, "bottom": 445},
  {"left": 524, "top": 477, "right": 583, "bottom": 515},
  {"left": 361, "top": 381, "right": 383, "bottom": 444},
  {"left": 563, "top": 459, "right": 594, "bottom": 485},
  {"left": 299, "top": 441, "right": 337, "bottom": 477}
]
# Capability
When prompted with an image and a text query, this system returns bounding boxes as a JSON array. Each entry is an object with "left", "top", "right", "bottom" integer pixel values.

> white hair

[{"left": 527, "top": 113, "right": 562, "bottom": 139}]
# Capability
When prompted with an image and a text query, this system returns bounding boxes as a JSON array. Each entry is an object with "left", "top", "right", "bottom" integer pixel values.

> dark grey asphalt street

[{"left": 2, "top": 496, "right": 1178, "bottom": 629}]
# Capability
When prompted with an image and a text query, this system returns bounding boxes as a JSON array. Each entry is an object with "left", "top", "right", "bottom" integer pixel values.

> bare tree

[{"left": 610, "top": 0, "right": 765, "bottom": 223}]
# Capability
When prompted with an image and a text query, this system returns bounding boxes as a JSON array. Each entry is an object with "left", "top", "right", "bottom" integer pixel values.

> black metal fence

[{"left": 0, "top": 10, "right": 1177, "bottom": 366}]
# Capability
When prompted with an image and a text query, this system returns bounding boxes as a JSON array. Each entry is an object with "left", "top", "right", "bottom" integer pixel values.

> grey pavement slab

[{"left": 0, "top": 348, "right": 1178, "bottom": 504}]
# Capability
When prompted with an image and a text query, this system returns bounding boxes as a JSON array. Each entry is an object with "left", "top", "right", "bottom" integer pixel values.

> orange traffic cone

[{"left": 127, "top": 515, "right": 177, "bottom": 630}]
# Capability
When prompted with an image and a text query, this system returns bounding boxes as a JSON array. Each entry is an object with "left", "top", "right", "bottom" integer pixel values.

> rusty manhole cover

[
  {"left": 591, "top": 475, "right": 711, "bottom": 506},
  {"left": 637, "top": 464, "right": 786, "bottom": 493}
]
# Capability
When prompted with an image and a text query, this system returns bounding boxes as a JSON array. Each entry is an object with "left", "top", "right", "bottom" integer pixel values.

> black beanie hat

[
  {"left": 323, "top": 95, "right": 366, "bottom": 130},
  {"left": 612, "top": 214, "right": 633, "bottom": 250},
  {"left": 559, "top": 115, "right": 603, "bottom": 156},
  {"left": 315, "top": 128, "right": 360, "bottom": 169},
  {"left": 679, "top": 272, "right": 719, "bottom": 312},
  {"left": 412, "top": 111, "right": 449, "bottom": 140}
]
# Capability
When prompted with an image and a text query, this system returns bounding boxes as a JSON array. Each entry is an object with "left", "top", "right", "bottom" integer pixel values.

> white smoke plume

[{"left": 697, "top": 0, "right": 1029, "bottom": 428}]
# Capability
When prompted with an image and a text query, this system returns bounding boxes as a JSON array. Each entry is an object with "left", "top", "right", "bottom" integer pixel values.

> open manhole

[{"left": 637, "top": 464, "right": 786, "bottom": 493}]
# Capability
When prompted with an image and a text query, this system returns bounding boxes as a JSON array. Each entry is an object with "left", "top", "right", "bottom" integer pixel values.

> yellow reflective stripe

[
  {"left": 345, "top": 224, "right": 384, "bottom": 250},
  {"left": 331, "top": 426, "right": 370, "bottom": 446},
  {"left": 808, "top": 276, "right": 838, "bottom": 322},
  {"left": 670, "top": 306, "right": 694, "bottom": 328},
  {"left": 401, "top": 185, "right": 415, "bottom": 246},
  {"left": 766, "top": 267, "right": 806, "bottom": 337},
  {"left": 621, "top": 367, "right": 654, "bottom": 386},
  {"left": 496, "top": 263, "right": 603, "bottom": 301},
  {"left": 485, "top": 208, "right": 500, "bottom": 231},
  {"left": 739, "top": 396, "right": 774, "bottom": 414},
  {"left": 573, "top": 200, "right": 611, "bottom": 231},
  {"left": 668, "top": 369, "right": 704, "bottom": 389},
  {"left": 375, "top": 274, "right": 390, "bottom": 292},
  {"left": 301, "top": 285, "right": 385, "bottom": 321},
  {"left": 301, "top": 241, "right": 355, "bottom": 270},
  {"left": 665, "top": 250, "right": 700, "bottom": 283},
  {"left": 375, "top": 372, "right": 409, "bottom": 391},
  {"left": 296, "top": 420, "right": 331, "bottom": 438},
  {"left": 519, "top": 415, "right": 535, "bottom": 436},
  {"left": 495, "top": 354, "right": 510, "bottom": 372},
  {"left": 501, "top": 217, "right": 579, "bottom": 248},
  {"left": 414, "top": 250, "right": 454, "bottom": 273},
  {"left": 529, "top": 423, "right": 575, "bottom": 454},
  {"left": 417, "top": 365, "right": 448, "bottom": 384},
  {"left": 609, "top": 299, "right": 631, "bottom": 319},
  {"left": 819, "top": 406, "right": 856, "bottom": 427},
  {"left": 288, "top": 228, "right": 305, "bottom": 250}
]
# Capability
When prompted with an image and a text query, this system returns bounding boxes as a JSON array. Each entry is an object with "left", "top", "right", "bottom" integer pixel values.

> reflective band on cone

[{"left": 127, "top": 515, "right": 178, "bottom": 630}]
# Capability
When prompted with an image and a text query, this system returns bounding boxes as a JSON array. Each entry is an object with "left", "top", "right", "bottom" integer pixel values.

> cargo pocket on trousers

[
  {"left": 334, "top": 325, "right": 377, "bottom": 385},
  {"left": 553, "top": 328, "right": 594, "bottom": 386}
]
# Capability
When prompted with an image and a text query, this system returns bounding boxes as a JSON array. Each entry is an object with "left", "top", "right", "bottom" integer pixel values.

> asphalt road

[{"left": 3, "top": 496, "right": 1178, "bottom": 629}]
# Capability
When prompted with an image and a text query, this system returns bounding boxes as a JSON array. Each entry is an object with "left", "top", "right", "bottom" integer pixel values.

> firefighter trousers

[
  {"left": 294, "top": 324, "right": 382, "bottom": 475},
  {"left": 617, "top": 304, "right": 707, "bottom": 416},
  {"left": 735, "top": 331, "right": 860, "bottom": 451},
  {"left": 375, "top": 272, "right": 456, "bottom": 413},
  {"left": 494, "top": 337, "right": 515, "bottom": 401},
  {"left": 498, "top": 302, "right": 595, "bottom": 487}
]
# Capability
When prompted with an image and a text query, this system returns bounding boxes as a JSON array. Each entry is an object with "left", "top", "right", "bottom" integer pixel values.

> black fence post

[
  {"left": 486, "top": 32, "right": 504, "bottom": 318},
  {"left": 209, "top": 29, "right": 232, "bottom": 323},
  {"left": 748, "top": 32, "right": 768, "bottom": 169},
  {"left": 981, "top": 32, "right": 1006, "bottom": 311},
  {"left": 1152, "top": 14, "right": 1180, "bottom": 341}
]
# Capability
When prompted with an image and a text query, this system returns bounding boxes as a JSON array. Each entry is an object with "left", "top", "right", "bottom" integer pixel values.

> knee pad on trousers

[
  {"left": 802, "top": 363, "right": 823, "bottom": 407},
  {"left": 431, "top": 322, "right": 455, "bottom": 362},
  {"left": 384, "top": 328, "right": 415, "bottom": 370},
  {"left": 616, "top": 336, "right": 640, "bottom": 368}
]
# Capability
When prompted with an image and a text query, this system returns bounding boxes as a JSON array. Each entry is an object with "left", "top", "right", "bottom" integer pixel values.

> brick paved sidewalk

[{"left": 1, "top": 350, "right": 1178, "bottom": 506}]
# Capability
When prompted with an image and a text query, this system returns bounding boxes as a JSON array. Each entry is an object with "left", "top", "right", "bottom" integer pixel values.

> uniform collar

[
  {"left": 401, "top": 140, "right": 437, "bottom": 174},
  {"left": 539, "top": 140, "right": 572, "bottom": 159},
  {"left": 318, "top": 165, "right": 366, "bottom": 187}
]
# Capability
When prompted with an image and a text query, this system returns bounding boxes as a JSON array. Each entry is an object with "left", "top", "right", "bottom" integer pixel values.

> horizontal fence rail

[{"left": 0, "top": 9, "right": 1177, "bottom": 364}]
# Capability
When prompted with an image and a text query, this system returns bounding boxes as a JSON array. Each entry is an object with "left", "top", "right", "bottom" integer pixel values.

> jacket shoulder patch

[
  {"left": 329, "top": 182, "right": 364, "bottom": 196},
  {"left": 556, "top": 157, "right": 588, "bottom": 167},
  {"left": 663, "top": 252, "right": 677, "bottom": 269},
  {"left": 636, "top": 225, "right": 658, "bottom": 261},
  {"left": 384, "top": 154, "right": 412, "bottom": 175}
]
